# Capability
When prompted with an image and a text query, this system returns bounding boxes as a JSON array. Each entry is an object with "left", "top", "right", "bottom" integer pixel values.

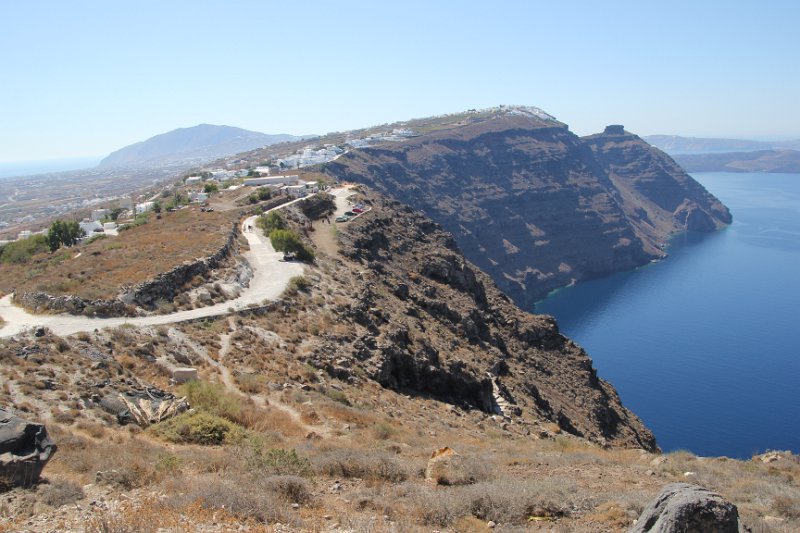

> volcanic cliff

[{"left": 325, "top": 114, "right": 731, "bottom": 310}]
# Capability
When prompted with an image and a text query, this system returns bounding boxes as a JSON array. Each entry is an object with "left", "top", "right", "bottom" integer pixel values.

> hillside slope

[
  {"left": 644, "top": 134, "right": 800, "bottom": 154},
  {"left": 325, "top": 117, "right": 731, "bottom": 309},
  {"left": 99, "top": 124, "right": 296, "bottom": 168},
  {"left": 3, "top": 188, "right": 798, "bottom": 532},
  {"left": 673, "top": 149, "right": 800, "bottom": 173}
]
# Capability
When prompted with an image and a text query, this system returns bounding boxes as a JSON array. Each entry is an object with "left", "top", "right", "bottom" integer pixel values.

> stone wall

[{"left": 16, "top": 223, "right": 240, "bottom": 318}]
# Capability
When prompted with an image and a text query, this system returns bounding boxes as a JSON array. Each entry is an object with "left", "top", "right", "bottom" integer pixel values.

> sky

[{"left": 1, "top": 0, "right": 799, "bottom": 162}]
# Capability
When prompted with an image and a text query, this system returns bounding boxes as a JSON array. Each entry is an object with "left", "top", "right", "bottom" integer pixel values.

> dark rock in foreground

[
  {"left": 630, "top": 483, "right": 740, "bottom": 533},
  {"left": 0, "top": 409, "right": 57, "bottom": 489}
]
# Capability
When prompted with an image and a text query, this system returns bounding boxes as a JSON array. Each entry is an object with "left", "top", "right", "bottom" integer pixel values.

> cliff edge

[{"left": 325, "top": 113, "right": 731, "bottom": 310}]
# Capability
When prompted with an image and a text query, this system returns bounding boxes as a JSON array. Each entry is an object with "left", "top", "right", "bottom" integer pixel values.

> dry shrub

[
  {"left": 87, "top": 496, "right": 271, "bottom": 533},
  {"left": 36, "top": 479, "right": 85, "bottom": 507},
  {"left": 165, "top": 474, "right": 289, "bottom": 524},
  {"left": 250, "top": 406, "right": 306, "bottom": 437},
  {"left": 772, "top": 494, "right": 800, "bottom": 519},
  {"left": 110, "top": 327, "right": 136, "bottom": 347},
  {"left": 407, "top": 478, "right": 577, "bottom": 526},
  {"left": 313, "top": 448, "right": 408, "bottom": 482},
  {"left": 316, "top": 401, "right": 377, "bottom": 427},
  {"left": 236, "top": 372, "right": 268, "bottom": 394},
  {"left": 372, "top": 422, "right": 395, "bottom": 440},
  {"left": 236, "top": 437, "right": 313, "bottom": 477},
  {"left": 75, "top": 420, "right": 107, "bottom": 439},
  {"left": 260, "top": 475, "right": 312, "bottom": 504},
  {"left": 586, "top": 501, "right": 633, "bottom": 529},
  {"left": 429, "top": 454, "right": 494, "bottom": 486},
  {"left": 50, "top": 429, "right": 162, "bottom": 488}
]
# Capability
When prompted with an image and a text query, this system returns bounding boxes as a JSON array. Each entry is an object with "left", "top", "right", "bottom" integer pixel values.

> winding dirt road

[{"left": 0, "top": 202, "right": 308, "bottom": 338}]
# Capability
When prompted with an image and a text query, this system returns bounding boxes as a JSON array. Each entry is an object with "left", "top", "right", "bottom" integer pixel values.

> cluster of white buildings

[
  {"left": 275, "top": 145, "right": 345, "bottom": 170},
  {"left": 345, "top": 128, "right": 418, "bottom": 148},
  {"left": 243, "top": 174, "right": 319, "bottom": 198},
  {"left": 185, "top": 169, "right": 249, "bottom": 185}
]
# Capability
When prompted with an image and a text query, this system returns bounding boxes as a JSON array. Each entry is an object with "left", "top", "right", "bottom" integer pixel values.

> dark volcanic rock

[
  {"left": 0, "top": 409, "right": 57, "bottom": 488},
  {"left": 334, "top": 191, "right": 658, "bottom": 451},
  {"left": 629, "top": 483, "right": 740, "bottom": 533},
  {"left": 325, "top": 114, "right": 730, "bottom": 309}
]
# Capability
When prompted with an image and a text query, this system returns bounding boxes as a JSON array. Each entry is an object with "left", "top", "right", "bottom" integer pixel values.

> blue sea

[
  {"left": 0, "top": 157, "right": 101, "bottom": 179},
  {"left": 535, "top": 172, "right": 800, "bottom": 458}
]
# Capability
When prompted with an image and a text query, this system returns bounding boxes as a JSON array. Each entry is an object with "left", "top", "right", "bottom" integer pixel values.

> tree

[
  {"left": 152, "top": 201, "right": 162, "bottom": 214},
  {"left": 258, "top": 211, "right": 285, "bottom": 234},
  {"left": 203, "top": 182, "right": 219, "bottom": 194},
  {"left": 47, "top": 220, "right": 85, "bottom": 252},
  {"left": 268, "top": 229, "right": 314, "bottom": 263},
  {"left": 109, "top": 207, "right": 125, "bottom": 221}
]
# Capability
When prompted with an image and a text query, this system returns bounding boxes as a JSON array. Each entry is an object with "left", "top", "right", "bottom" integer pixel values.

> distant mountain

[
  {"left": 99, "top": 124, "right": 298, "bottom": 169},
  {"left": 673, "top": 149, "right": 800, "bottom": 173},
  {"left": 644, "top": 134, "right": 800, "bottom": 155}
]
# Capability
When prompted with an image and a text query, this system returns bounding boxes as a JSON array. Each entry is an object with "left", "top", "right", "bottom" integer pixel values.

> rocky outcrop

[
  {"left": 15, "top": 292, "right": 132, "bottom": 317},
  {"left": 324, "top": 190, "right": 658, "bottom": 451},
  {"left": 120, "top": 224, "right": 240, "bottom": 309},
  {"left": 325, "top": 114, "right": 731, "bottom": 309},
  {"left": 16, "top": 223, "right": 241, "bottom": 317},
  {"left": 0, "top": 409, "right": 57, "bottom": 488},
  {"left": 630, "top": 483, "right": 741, "bottom": 533}
]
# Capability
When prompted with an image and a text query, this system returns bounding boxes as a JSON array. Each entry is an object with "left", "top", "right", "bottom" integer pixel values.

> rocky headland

[{"left": 325, "top": 116, "right": 731, "bottom": 310}]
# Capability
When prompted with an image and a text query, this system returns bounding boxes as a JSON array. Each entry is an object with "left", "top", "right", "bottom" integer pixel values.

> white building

[
  {"left": 244, "top": 175, "right": 299, "bottom": 187},
  {"left": 283, "top": 184, "right": 309, "bottom": 198},
  {"left": 189, "top": 191, "right": 209, "bottom": 203},
  {"left": 17, "top": 230, "right": 32, "bottom": 241},
  {"left": 135, "top": 201, "right": 156, "bottom": 214},
  {"left": 185, "top": 176, "right": 202, "bottom": 184},
  {"left": 79, "top": 220, "right": 104, "bottom": 235}
]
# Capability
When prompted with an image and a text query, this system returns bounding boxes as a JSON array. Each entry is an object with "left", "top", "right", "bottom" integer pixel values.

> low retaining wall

[{"left": 16, "top": 223, "right": 241, "bottom": 318}]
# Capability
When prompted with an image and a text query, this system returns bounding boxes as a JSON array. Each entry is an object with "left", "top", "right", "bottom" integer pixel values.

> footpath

[{"left": 0, "top": 195, "right": 317, "bottom": 338}]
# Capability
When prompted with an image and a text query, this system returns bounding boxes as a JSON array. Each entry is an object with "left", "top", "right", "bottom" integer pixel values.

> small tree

[
  {"left": 47, "top": 220, "right": 85, "bottom": 252},
  {"left": 258, "top": 211, "right": 285, "bottom": 234},
  {"left": 268, "top": 229, "right": 314, "bottom": 263},
  {"left": 204, "top": 182, "right": 219, "bottom": 194}
]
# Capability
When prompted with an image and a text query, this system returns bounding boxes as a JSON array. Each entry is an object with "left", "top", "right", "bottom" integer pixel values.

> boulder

[
  {"left": 0, "top": 409, "right": 57, "bottom": 488},
  {"left": 101, "top": 388, "right": 189, "bottom": 426},
  {"left": 172, "top": 367, "right": 198, "bottom": 384},
  {"left": 629, "top": 483, "right": 740, "bottom": 533}
]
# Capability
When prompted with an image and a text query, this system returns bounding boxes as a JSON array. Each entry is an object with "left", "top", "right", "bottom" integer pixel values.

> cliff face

[
  {"left": 330, "top": 189, "right": 658, "bottom": 450},
  {"left": 325, "top": 116, "right": 731, "bottom": 309}
]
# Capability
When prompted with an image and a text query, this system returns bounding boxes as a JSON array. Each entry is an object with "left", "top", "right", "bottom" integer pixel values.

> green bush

[
  {"left": 150, "top": 412, "right": 244, "bottom": 445},
  {"left": 0, "top": 234, "right": 49, "bottom": 264},
  {"left": 269, "top": 229, "right": 315, "bottom": 263},
  {"left": 237, "top": 437, "right": 313, "bottom": 477},
  {"left": 178, "top": 380, "right": 243, "bottom": 422},
  {"left": 257, "top": 211, "right": 285, "bottom": 234},
  {"left": 119, "top": 212, "right": 149, "bottom": 231},
  {"left": 289, "top": 275, "right": 311, "bottom": 291}
]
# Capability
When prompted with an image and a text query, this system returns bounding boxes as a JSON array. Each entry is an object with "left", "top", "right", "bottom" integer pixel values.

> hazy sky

[{"left": 1, "top": 0, "right": 798, "bottom": 162}]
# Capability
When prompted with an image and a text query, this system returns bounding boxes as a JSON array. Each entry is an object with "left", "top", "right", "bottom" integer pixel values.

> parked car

[
  {"left": 351, "top": 207, "right": 364, "bottom": 213},
  {"left": 344, "top": 211, "right": 356, "bottom": 217},
  {"left": 335, "top": 215, "right": 349, "bottom": 222}
]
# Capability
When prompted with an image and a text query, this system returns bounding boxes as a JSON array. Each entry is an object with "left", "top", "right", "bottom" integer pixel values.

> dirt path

[
  {"left": 172, "top": 319, "right": 329, "bottom": 437},
  {"left": 0, "top": 207, "right": 305, "bottom": 338},
  {"left": 310, "top": 186, "right": 355, "bottom": 256}
]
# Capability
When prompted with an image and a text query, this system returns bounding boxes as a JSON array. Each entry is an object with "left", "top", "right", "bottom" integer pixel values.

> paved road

[{"left": 0, "top": 197, "right": 313, "bottom": 338}]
